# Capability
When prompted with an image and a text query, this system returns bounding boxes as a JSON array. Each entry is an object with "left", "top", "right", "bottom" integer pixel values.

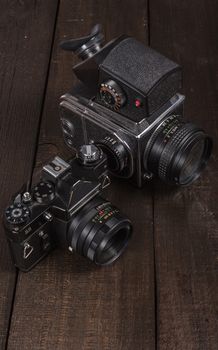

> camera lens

[
  {"left": 144, "top": 115, "right": 212, "bottom": 185},
  {"left": 67, "top": 197, "right": 132, "bottom": 265}
]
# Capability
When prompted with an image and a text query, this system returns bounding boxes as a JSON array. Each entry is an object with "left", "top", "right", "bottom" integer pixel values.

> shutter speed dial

[
  {"left": 5, "top": 203, "right": 30, "bottom": 225},
  {"left": 99, "top": 80, "right": 126, "bottom": 110}
]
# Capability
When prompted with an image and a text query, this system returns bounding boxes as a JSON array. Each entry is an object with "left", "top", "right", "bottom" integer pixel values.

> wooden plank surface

[
  {"left": 6, "top": 1, "right": 156, "bottom": 350},
  {"left": 0, "top": 1, "right": 59, "bottom": 349},
  {"left": 2, "top": 1, "right": 217, "bottom": 349},
  {"left": 149, "top": 1, "right": 218, "bottom": 349}
]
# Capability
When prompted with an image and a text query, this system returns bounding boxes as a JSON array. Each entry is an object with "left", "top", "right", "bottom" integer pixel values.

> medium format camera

[
  {"left": 4, "top": 145, "right": 132, "bottom": 271},
  {"left": 60, "top": 24, "right": 212, "bottom": 187}
]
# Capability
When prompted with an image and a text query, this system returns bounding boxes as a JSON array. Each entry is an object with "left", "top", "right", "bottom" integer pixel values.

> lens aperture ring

[
  {"left": 76, "top": 201, "right": 111, "bottom": 255},
  {"left": 158, "top": 123, "right": 197, "bottom": 183},
  {"left": 144, "top": 115, "right": 182, "bottom": 172},
  {"left": 68, "top": 197, "right": 104, "bottom": 250},
  {"left": 86, "top": 214, "right": 127, "bottom": 262},
  {"left": 67, "top": 196, "right": 132, "bottom": 265},
  {"left": 82, "top": 206, "right": 120, "bottom": 258}
]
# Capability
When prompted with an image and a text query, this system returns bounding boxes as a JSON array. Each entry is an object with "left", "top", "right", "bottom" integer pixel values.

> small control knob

[
  {"left": 77, "top": 144, "right": 103, "bottom": 165},
  {"left": 99, "top": 80, "right": 126, "bottom": 110},
  {"left": 22, "top": 192, "right": 32, "bottom": 203},
  {"left": 5, "top": 203, "right": 30, "bottom": 225},
  {"left": 33, "top": 181, "right": 55, "bottom": 204},
  {"left": 96, "top": 136, "right": 128, "bottom": 173}
]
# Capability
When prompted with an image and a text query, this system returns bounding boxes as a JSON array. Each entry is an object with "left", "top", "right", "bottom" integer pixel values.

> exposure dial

[
  {"left": 99, "top": 80, "right": 126, "bottom": 110},
  {"left": 33, "top": 181, "right": 55, "bottom": 204},
  {"left": 5, "top": 203, "right": 30, "bottom": 225}
]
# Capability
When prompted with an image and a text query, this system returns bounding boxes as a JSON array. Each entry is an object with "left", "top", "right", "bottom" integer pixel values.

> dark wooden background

[{"left": 0, "top": 1, "right": 217, "bottom": 349}]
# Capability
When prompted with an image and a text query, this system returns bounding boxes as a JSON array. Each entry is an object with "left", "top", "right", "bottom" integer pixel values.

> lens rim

[
  {"left": 86, "top": 216, "right": 132, "bottom": 265},
  {"left": 94, "top": 223, "right": 132, "bottom": 265},
  {"left": 67, "top": 196, "right": 132, "bottom": 265},
  {"left": 170, "top": 132, "right": 212, "bottom": 185},
  {"left": 144, "top": 116, "right": 212, "bottom": 185}
]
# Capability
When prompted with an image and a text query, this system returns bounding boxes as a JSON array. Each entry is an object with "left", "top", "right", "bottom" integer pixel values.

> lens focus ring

[
  {"left": 67, "top": 196, "right": 132, "bottom": 265},
  {"left": 145, "top": 115, "right": 212, "bottom": 185},
  {"left": 158, "top": 124, "right": 195, "bottom": 182}
]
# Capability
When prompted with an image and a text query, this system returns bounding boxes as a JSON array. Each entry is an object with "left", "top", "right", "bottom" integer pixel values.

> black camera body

[
  {"left": 73, "top": 36, "right": 181, "bottom": 122},
  {"left": 4, "top": 145, "right": 132, "bottom": 271},
  {"left": 60, "top": 25, "right": 212, "bottom": 187}
]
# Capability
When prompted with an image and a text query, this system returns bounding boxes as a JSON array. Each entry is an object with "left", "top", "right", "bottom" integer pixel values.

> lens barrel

[
  {"left": 67, "top": 196, "right": 132, "bottom": 265},
  {"left": 144, "top": 115, "right": 212, "bottom": 185}
]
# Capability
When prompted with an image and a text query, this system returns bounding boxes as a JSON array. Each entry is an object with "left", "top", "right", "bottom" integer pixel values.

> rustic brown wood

[
  {"left": 2, "top": 1, "right": 217, "bottom": 349},
  {"left": 6, "top": 1, "right": 155, "bottom": 350},
  {"left": 0, "top": 1, "right": 59, "bottom": 349},
  {"left": 149, "top": 1, "right": 218, "bottom": 349}
]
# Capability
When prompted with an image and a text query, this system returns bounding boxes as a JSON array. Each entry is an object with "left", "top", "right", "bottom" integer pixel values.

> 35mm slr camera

[
  {"left": 60, "top": 24, "right": 212, "bottom": 187},
  {"left": 4, "top": 145, "right": 132, "bottom": 271}
]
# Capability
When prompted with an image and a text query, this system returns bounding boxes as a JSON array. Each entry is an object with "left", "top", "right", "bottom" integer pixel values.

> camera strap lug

[
  {"left": 101, "top": 175, "right": 111, "bottom": 189},
  {"left": 23, "top": 242, "right": 34, "bottom": 259}
]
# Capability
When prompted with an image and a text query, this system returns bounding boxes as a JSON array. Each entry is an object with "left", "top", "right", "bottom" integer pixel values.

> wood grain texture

[
  {"left": 0, "top": 1, "right": 58, "bottom": 349},
  {"left": 7, "top": 1, "right": 155, "bottom": 350},
  {"left": 149, "top": 1, "right": 218, "bottom": 349},
  {"left": 3, "top": 1, "right": 217, "bottom": 349}
]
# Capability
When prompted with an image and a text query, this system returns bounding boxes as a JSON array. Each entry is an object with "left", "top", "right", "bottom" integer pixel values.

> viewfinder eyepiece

[{"left": 60, "top": 24, "right": 104, "bottom": 60}]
